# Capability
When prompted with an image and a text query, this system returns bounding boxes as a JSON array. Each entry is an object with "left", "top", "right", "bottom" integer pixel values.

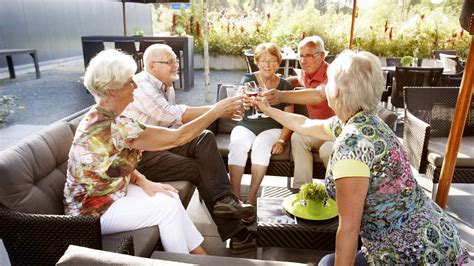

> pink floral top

[
  {"left": 64, "top": 106, "right": 145, "bottom": 217},
  {"left": 325, "top": 111, "right": 463, "bottom": 264}
]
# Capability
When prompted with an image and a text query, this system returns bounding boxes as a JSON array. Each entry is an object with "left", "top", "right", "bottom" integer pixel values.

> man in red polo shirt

[{"left": 264, "top": 36, "right": 335, "bottom": 188}]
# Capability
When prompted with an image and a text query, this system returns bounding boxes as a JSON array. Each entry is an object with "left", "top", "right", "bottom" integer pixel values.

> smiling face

[
  {"left": 148, "top": 49, "right": 179, "bottom": 87},
  {"left": 298, "top": 43, "right": 325, "bottom": 76},
  {"left": 257, "top": 51, "right": 280, "bottom": 79}
]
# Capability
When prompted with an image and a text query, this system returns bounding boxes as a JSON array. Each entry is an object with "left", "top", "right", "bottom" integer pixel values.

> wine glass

[
  {"left": 244, "top": 81, "right": 259, "bottom": 119},
  {"left": 224, "top": 84, "right": 243, "bottom": 121},
  {"left": 258, "top": 85, "right": 269, "bottom": 118}
]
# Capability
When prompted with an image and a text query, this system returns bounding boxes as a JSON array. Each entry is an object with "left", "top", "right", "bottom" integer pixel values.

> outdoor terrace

[{"left": 0, "top": 59, "right": 472, "bottom": 264}]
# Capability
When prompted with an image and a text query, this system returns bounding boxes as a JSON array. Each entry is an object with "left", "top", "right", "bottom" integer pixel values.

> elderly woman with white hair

[
  {"left": 63, "top": 49, "right": 241, "bottom": 255},
  {"left": 256, "top": 50, "right": 463, "bottom": 265}
]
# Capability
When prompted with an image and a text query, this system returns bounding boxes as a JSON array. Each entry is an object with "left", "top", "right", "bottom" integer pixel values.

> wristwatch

[{"left": 277, "top": 139, "right": 286, "bottom": 145}]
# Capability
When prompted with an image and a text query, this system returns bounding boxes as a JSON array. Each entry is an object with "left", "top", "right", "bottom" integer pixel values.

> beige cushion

[
  {"left": 427, "top": 136, "right": 474, "bottom": 167},
  {"left": 0, "top": 122, "right": 74, "bottom": 214},
  {"left": 57, "top": 245, "right": 190, "bottom": 265}
]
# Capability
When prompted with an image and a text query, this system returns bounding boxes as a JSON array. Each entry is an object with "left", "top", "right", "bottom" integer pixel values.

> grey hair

[
  {"left": 143, "top": 44, "right": 174, "bottom": 72},
  {"left": 298, "top": 36, "right": 328, "bottom": 56},
  {"left": 326, "top": 50, "right": 384, "bottom": 114},
  {"left": 83, "top": 49, "right": 137, "bottom": 103}
]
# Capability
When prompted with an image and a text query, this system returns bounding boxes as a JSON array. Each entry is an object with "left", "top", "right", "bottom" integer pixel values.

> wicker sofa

[
  {"left": 212, "top": 85, "right": 398, "bottom": 187},
  {"left": 0, "top": 107, "right": 196, "bottom": 265},
  {"left": 403, "top": 86, "right": 474, "bottom": 192}
]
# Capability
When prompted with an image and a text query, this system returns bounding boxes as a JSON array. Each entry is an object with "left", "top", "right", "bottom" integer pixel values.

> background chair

[
  {"left": 390, "top": 67, "right": 443, "bottom": 109},
  {"left": 325, "top": 55, "right": 336, "bottom": 64},
  {"left": 115, "top": 40, "right": 141, "bottom": 72},
  {"left": 82, "top": 40, "right": 105, "bottom": 69},
  {"left": 432, "top": 49, "right": 457, "bottom": 60},
  {"left": 403, "top": 86, "right": 474, "bottom": 195},
  {"left": 243, "top": 49, "right": 258, "bottom": 73}
]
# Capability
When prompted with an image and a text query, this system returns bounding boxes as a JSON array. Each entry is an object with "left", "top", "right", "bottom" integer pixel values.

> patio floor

[{"left": 0, "top": 59, "right": 472, "bottom": 263}]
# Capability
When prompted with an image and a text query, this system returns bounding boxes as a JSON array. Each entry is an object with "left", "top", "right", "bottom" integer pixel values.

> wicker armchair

[
  {"left": 403, "top": 86, "right": 474, "bottom": 187},
  {"left": 0, "top": 208, "right": 135, "bottom": 265}
]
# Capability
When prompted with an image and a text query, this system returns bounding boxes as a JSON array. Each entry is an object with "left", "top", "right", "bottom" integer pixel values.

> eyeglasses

[
  {"left": 296, "top": 53, "right": 322, "bottom": 60},
  {"left": 258, "top": 60, "right": 278, "bottom": 65},
  {"left": 153, "top": 59, "right": 180, "bottom": 65}
]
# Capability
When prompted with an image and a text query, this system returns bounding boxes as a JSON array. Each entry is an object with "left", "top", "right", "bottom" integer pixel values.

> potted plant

[
  {"left": 299, "top": 183, "right": 328, "bottom": 213},
  {"left": 401, "top": 56, "right": 414, "bottom": 67}
]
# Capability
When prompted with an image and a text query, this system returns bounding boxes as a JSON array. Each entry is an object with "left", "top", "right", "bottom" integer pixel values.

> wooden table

[
  {"left": 0, "top": 49, "right": 41, "bottom": 79},
  {"left": 255, "top": 186, "right": 338, "bottom": 259}
]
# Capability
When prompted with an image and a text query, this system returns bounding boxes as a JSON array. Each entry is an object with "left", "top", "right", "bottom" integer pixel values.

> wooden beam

[
  {"left": 349, "top": 0, "right": 357, "bottom": 49},
  {"left": 435, "top": 15, "right": 474, "bottom": 207}
]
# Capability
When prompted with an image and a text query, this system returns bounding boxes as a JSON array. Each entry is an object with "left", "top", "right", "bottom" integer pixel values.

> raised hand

[
  {"left": 262, "top": 89, "right": 281, "bottom": 105},
  {"left": 255, "top": 95, "right": 272, "bottom": 114},
  {"left": 213, "top": 95, "right": 244, "bottom": 119}
]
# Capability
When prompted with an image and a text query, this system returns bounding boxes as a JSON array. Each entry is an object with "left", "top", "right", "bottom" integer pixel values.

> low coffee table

[{"left": 255, "top": 186, "right": 338, "bottom": 258}]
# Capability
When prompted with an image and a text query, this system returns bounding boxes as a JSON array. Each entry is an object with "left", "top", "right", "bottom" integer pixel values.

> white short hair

[
  {"left": 298, "top": 36, "right": 328, "bottom": 56},
  {"left": 326, "top": 50, "right": 384, "bottom": 114},
  {"left": 143, "top": 44, "right": 174, "bottom": 72},
  {"left": 83, "top": 49, "right": 137, "bottom": 103}
]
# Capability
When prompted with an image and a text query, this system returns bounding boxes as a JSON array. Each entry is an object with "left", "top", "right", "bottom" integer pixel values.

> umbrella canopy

[{"left": 121, "top": 0, "right": 190, "bottom": 36}]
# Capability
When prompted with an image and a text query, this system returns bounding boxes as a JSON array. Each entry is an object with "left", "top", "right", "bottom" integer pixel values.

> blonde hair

[
  {"left": 83, "top": 49, "right": 137, "bottom": 103},
  {"left": 326, "top": 50, "right": 384, "bottom": 114},
  {"left": 254, "top": 42, "right": 282, "bottom": 65}
]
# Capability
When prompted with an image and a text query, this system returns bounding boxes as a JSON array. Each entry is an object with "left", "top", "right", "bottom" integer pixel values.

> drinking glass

[
  {"left": 258, "top": 86, "right": 269, "bottom": 118},
  {"left": 244, "top": 81, "right": 259, "bottom": 119},
  {"left": 225, "top": 84, "right": 243, "bottom": 121}
]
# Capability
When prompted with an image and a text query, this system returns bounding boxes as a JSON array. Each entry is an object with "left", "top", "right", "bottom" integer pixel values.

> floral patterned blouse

[
  {"left": 64, "top": 106, "right": 145, "bottom": 217},
  {"left": 325, "top": 111, "right": 463, "bottom": 265}
]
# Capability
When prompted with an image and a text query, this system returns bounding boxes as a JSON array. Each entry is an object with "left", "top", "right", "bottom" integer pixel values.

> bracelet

[{"left": 277, "top": 139, "right": 286, "bottom": 145}]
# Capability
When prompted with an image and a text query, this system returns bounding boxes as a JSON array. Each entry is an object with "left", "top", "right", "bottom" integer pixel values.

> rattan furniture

[
  {"left": 0, "top": 107, "right": 196, "bottom": 264},
  {"left": 255, "top": 186, "right": 338, "bottom": 259},
  {"left": 403, "top": 86, "right": 474, "bottom": 192}
]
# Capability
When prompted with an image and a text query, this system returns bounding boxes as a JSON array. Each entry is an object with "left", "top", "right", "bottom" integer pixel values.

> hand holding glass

[{"left": 225, "top": 85, "right": 244, "bottom": 121}]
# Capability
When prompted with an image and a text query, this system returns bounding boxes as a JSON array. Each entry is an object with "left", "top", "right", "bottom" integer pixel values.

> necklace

[{"left": 256, "top": 72, "right": 278, "bottom": 89}]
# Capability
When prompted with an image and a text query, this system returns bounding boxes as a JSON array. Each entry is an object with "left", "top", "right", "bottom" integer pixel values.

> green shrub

[
  {"left": 153, "top": 1, "right": 468, "bottom": 58},
  {"left": 0, "top": 95, "right": 19, "bottom": 127}
]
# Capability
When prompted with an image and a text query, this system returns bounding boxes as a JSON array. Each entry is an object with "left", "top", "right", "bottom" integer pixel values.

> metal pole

[
  {"left": 436, "top": 32, "right": 474, "bottom": 208},
  {"left": 203, "top": 0, "right": 210, "bottom": 102},
  {"left": 122, "top": 0, "right": 127, "bottom": 36},
  {"left": 349, "top": 0, "right": 357, "bottom": 49}
]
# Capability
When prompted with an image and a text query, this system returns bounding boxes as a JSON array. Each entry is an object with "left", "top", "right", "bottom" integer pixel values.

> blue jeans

[{"left": 319, "top": 251, "right": 368, "bottom": 266}]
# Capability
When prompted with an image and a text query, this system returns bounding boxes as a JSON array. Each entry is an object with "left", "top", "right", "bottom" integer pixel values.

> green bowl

[{"left": 283, "top": 193, "right": 338, "bottom": 220}]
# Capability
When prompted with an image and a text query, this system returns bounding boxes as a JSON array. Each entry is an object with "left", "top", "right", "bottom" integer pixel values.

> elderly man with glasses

[
  {"left": 122, "top": 44, "right": 256, "bottom": 254},
  {"left": 264, "top": 36, "right": 335, "bottom": 188}
]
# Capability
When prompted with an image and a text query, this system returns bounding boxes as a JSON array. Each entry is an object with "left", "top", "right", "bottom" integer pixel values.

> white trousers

[
  {"left": 228, "top": 126, "right": 282, "bottom": 167},
  {"left": 291, "top": 132, "right": 333, "bottom": 188},
  {"left": 100, "top": 184, "right": 203, "bottom": 254}
]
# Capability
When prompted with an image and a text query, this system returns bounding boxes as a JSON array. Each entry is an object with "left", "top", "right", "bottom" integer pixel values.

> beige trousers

[{"left": 291, "top": 132, "right": 333, "bottom": 188}]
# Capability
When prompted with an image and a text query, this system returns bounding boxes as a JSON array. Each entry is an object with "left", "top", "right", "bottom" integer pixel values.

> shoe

[
  {"left": 229, "top": 234, "right": 257, "bottom": 254},
  {"left": 213, "top": 195, "right": 255, "bottom": 219},
  {"left": 240, "top": 201, "right": 256, "bottom": 224}
]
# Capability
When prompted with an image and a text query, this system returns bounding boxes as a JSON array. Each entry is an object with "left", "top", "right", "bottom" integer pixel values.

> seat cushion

[
  {"left": 0, "top": 122, "right": 74, "bottom": 214},
  {"left": 427, "top": 136, "right": 474, "bottom": 167},
  {"left": 102, "top": 227, "right": 159, "bottom": 258}
]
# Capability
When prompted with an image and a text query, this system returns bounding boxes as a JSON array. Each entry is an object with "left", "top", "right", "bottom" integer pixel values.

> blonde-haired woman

[
  {"left": 256, "top": 50, "right": 463, "bottom": 265},
  {"left": 64, "top": 49, "right": 241, "bottom": 254},
  {"left": 228, "top": 42, "right": 293, "bottom": 222}
]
